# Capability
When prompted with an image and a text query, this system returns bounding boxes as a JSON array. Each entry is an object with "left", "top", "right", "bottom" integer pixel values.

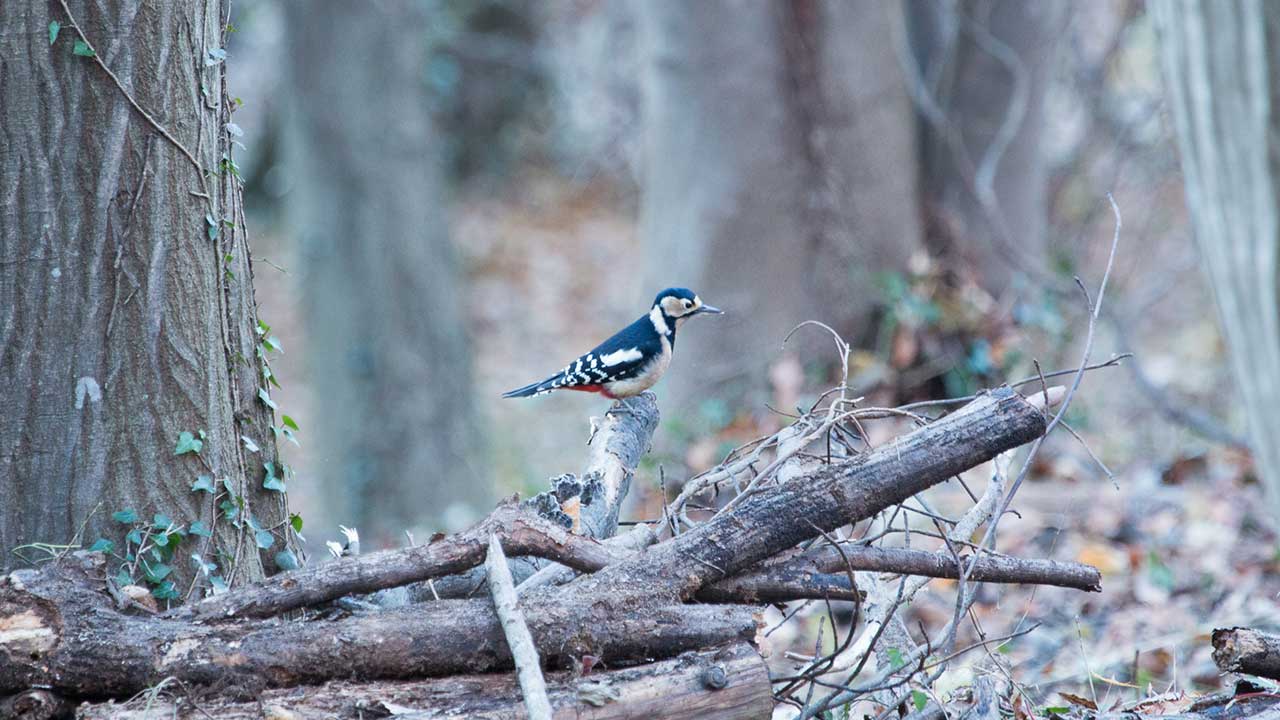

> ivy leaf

[
  {"left": 208, "top": 223, "right": 219, "bottom": 241},
  {"left": 241, "top": 435, "right": 260, "bottom": 453},
  {"left": 125, "top": 527, "right": 144, "bottom": 545},
  {"left": 48, "top": 21, "right": 60, "bottom": 45},
  {"left": 274, "top": 549, "right": 299, "bottom": 571},
  {"left": 887, "top": 647, "right": 905, "bottom": 670},
  {"left": 256, "top": 320, "right": 270, "bottom": 336},
  {"left": 289, "top": 513, "right": 304, "bottom": 534},
  {"left": 175, "top": 431, "right": 203, "bottom": 455},
  {"left": 115, "top": 566, "right": 132, "bottom": 587},
  {"left": 254, "top": 529, "right": 274, "bottom": 550},
  {"left": 144, "top": 563, "right": 172, "bottom": 583},
  {"left": 152, "top": 532, "right": 169, "bottom": 548},
  {"left": 263, "top": 335, "right": 283, "bottom": 353},
  {"left": 72, "top": 39, "right": 94, "bottom": 57},
  {"left": 152, "top": 581, "right": 180, "bottom": 600},
  {"left": 209, "top": 575, "right": 229, "bottom": 594},
  {"left": 219, "top": 499, "right": 239, "bottom": 521},
  {"left": 88, "top": 538, "right": 113, "bottom": 553},
  {"left": 263, "top": 473, "right": 286, "bottom": 492},
  {"left": 205, "top": 47, "right": 226, "bottom": 66},
  {"left": 225, "top": 122, "right": 243, "bottom": 137},
  {"left": 281, "top": 415, "right": 300, "bottom": 431},
  {"left": 191, "top": 475, "right": 216, "bottom": 493},
  {"left": 189, "top": 520, "right": 212, "bottom": 538},
  {"left": 257, "top": 387, "right": 277, "bottom": 410},
  {"left": 153, "top": 513, "right": 172, "bottom": 529},
  {"left": 912, "top": 690, "right": 928, "bottom": 712},
  {"left": 112, "top": 508, "right": 137, "bottom": 524}
]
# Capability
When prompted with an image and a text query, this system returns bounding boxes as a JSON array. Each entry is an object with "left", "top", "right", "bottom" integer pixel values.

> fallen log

[
  {"left": 1213, "top": 627, "right": 1280, "bottom": 680},
  {"left": 0, "top": 553, "right": 760, "bottom": 697},
  {"left": 76, "top": 642, "right": 772, "bottom": 720},
  {"left": 0, "top": 387, "right": 1052, "bottom": 698}
]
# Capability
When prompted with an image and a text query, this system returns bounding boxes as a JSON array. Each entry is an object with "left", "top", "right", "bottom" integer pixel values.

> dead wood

[
  {"left": 804, "top": 544, "right": 1102, "bottom": 592},
  {"left": 1213, "top": 627, "right": 1280, "bottom": 680},
  {"left": 0, "top": 554, "right": 759, "bottom": 697},
  {"left": 1, "top": 387, "right": 1051, "bottom": 699},
  {"left": 76, "top": 643, "right": 772, "bottom": 720}
]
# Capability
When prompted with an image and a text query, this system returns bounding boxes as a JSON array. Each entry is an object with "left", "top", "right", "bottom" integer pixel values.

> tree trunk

[
  {"left": 1151, "top": 0, "right": 1280, "bottom": 521},
  {"left": 0, "top": 0, "right": 286, "bottom": 587},
  {"left": 284, "top": 0, "right": 491, "bottom": 541},
  {"left": 635, "top": 0, "right": 923, "bottom": 413},
  {"left": 910, "top": 0, "right": 1064, "bottom": 296}
]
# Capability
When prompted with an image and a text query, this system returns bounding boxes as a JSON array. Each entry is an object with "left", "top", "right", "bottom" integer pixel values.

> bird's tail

[{"left": 502, "top": 374, "right": 560, "bottom": 398}]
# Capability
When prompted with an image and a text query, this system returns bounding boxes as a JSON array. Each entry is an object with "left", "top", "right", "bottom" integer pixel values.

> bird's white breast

[{"left": 605, "top": 335, "right": 672, "bottom": 397}]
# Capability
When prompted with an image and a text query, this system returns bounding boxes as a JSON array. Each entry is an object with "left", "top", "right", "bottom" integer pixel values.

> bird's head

[{"left": 652, "top": 287, "right": 723, "bottom": 331}]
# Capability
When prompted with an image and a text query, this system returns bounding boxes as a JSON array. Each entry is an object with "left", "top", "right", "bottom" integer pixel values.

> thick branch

[
  {"left": 170, "top": 500, "right": 614, "bottom": 622},
  {"left": 77, "top": 643, "right": 772, "bottom": 720},
  {"left": 1213, "top": 627, "right": 1280, "bottom": 680}
]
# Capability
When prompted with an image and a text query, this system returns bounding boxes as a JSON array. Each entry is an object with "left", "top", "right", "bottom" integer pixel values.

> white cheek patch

[
  {"left": 600, "top": 347, "right": 643, "bottom": 366},
  {"left": 649, "top": 306, "right": 670, "bottom": 335}
]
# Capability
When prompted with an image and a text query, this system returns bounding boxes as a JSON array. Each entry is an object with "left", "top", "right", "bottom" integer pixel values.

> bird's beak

[{"left": 696, "top": 304, "right": 724, "bottom": 315}]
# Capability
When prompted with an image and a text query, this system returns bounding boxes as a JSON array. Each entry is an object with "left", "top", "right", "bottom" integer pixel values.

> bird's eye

[{"left": 682, "top": 299, "right": 693, "bottom": 309}]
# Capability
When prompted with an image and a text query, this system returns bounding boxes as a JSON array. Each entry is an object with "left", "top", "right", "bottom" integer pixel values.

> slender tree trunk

[
  {"left": 910, "top": 0, "right": 1064, "bottom": 296},
  {"left": 636, "top": 0, "right": 922, "bottom": 413},
  {"left": 1151, "top": 0, "right": 1280, "bottom": 521},
  {"left": 284, "top": 0, "right": 490, "bottom": 541},
  {"left": 0, "top": 0, "right": 286, "bottom": 585}
]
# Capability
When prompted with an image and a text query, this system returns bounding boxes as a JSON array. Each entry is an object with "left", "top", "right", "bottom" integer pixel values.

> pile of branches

[{"left": 1, "top": 368, "right": 1112, "bottom": 719}]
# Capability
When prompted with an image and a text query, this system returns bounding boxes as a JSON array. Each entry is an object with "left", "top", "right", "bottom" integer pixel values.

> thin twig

[{"left": 486, "top": 535, "right": 552, "bottom": 720}]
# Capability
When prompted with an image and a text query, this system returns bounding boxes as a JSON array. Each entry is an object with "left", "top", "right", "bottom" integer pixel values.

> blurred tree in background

[
  {"left": 1153, "top": 0, "right": 1280, "bottom": 521},
  {"left": 283, "top": 0, "right": 491, "bottom": 539},
  {"left": 635, "top": 0, "right": 924, "bottom": 416}
]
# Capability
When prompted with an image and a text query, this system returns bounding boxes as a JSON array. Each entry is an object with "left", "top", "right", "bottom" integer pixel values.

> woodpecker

[{"left": 503, "top": 287, "right": 723, "bottom": 410}]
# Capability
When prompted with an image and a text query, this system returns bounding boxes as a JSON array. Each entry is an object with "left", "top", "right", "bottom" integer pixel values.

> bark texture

[
  {"left": 0, "top": 0, "right": 285, "bottom": 581},
  {"left": 1213, "top": 627, "right": 1280, "bottom": 680},
  {"left": 77, "top": 643, "right": 773, "bottom": 720},
  {"left": 911, "top": 0, "right": 1065, "bottom": 295},
  {"left": 636, "top": 0, "right": 922, "bottom": 412},
  {"left": 1151, "top": 0, "right": 1280, "bottom": 520},
  {"left": 284, "top": 0, "right": 490, "bottom": 540}
]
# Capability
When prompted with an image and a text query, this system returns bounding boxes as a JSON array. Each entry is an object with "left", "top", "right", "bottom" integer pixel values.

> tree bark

[
  {"left": 283, "top": 0, "right": 490, "bottom": 540},
  {"left": 635, "top": 0, "right": 922, "bottom": 412},
  {"left": 1213, "top": 627, "right": 1280, "bottom": 680},
  {"left": 76, "top": 643, "right": 773, "bottom": 720},
  {"left": 0, "top": 0, "right": 286, "bottom": 584},
  {"left": 1151, "top": 0, "right": 1280, "bottom": 522},
  {"left": 910, "top": 0, "right": 1064, "bottom": 295}
]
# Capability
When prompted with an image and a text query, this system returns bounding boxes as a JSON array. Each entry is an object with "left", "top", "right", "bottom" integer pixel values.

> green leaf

[
  {"left": 256, "top": 320, "right": 270, "bottom": 336},
  {"left": 208, "top": 223, "right": 219, "bottom": 241},
  {"left": 209, "top": 575, "right": 229, "bottom": 594},
  {"left": 912, "top": 690, "right": 928, "bottom": 712},
  {"left": 205, "top": 47, "right": 226, "bottom": 66},
  {"left": 152, "top": 532, "right": 169, "bottom": 548},
  {"left": 48, "top": 21, "right": 60, "bottom": 45},
  {"left": 274, "top": 549, "right": 299, "bottom": 571},
  {"left": 263, "top": 335, "right": 283, "bottom": 353},
  {"left": 152, "top": 513, "right": 171, "bottom": 529},
  {"left": 281, "top": 415, "right": 299, "bottom": 431},
  {"left": 1042, "top": 708, "right": 1070, "bottom": 717},
  {"left": 72, "top": 39, "right": 94, "bottom": 57},
  {"left": 88, "top": 538, "right": 113, "bottom": 553},
  {"left": 125, "top": 527, "right": 144, "bottom": 545},
  {"left": 189, "top": 520, "right": 212, "bottom": 538},
  {"left": 219, "top": 499, "right": 239, "bottom": 521},
  {"left": 887, "top": 647, "right": 905, "bottom": 670},
  {"left": 258, "top": 387, "right": 277, "bottom": 410},
  {"left": 191, "top": 475, "right": 216, "bottom": 493},
  {"left": 151, "top": 581, "right": 180, "bottom": 600},
  {"left": 175, "top": 431, "right": 203, "bottom": 455},
  {"left": 115, "top": 565, "right": 132, "bottom": 587},
  {"left": 241, "top": 435, "right": 260, "bottom": 453},
  {"left": 289, "top": 513, "right": 304, "bottom": 534},
  {"left": 263, "top": 474, "right": 286, "bottom": 492},
  {"left": 254, "top": 529, "right": 274, "bottom": 550},
  {"left": 112, "top": 508, "right": 138, "bottom": 524},
  {"left": 144, "top": 563, "right": 172, "bottom": 583}
]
